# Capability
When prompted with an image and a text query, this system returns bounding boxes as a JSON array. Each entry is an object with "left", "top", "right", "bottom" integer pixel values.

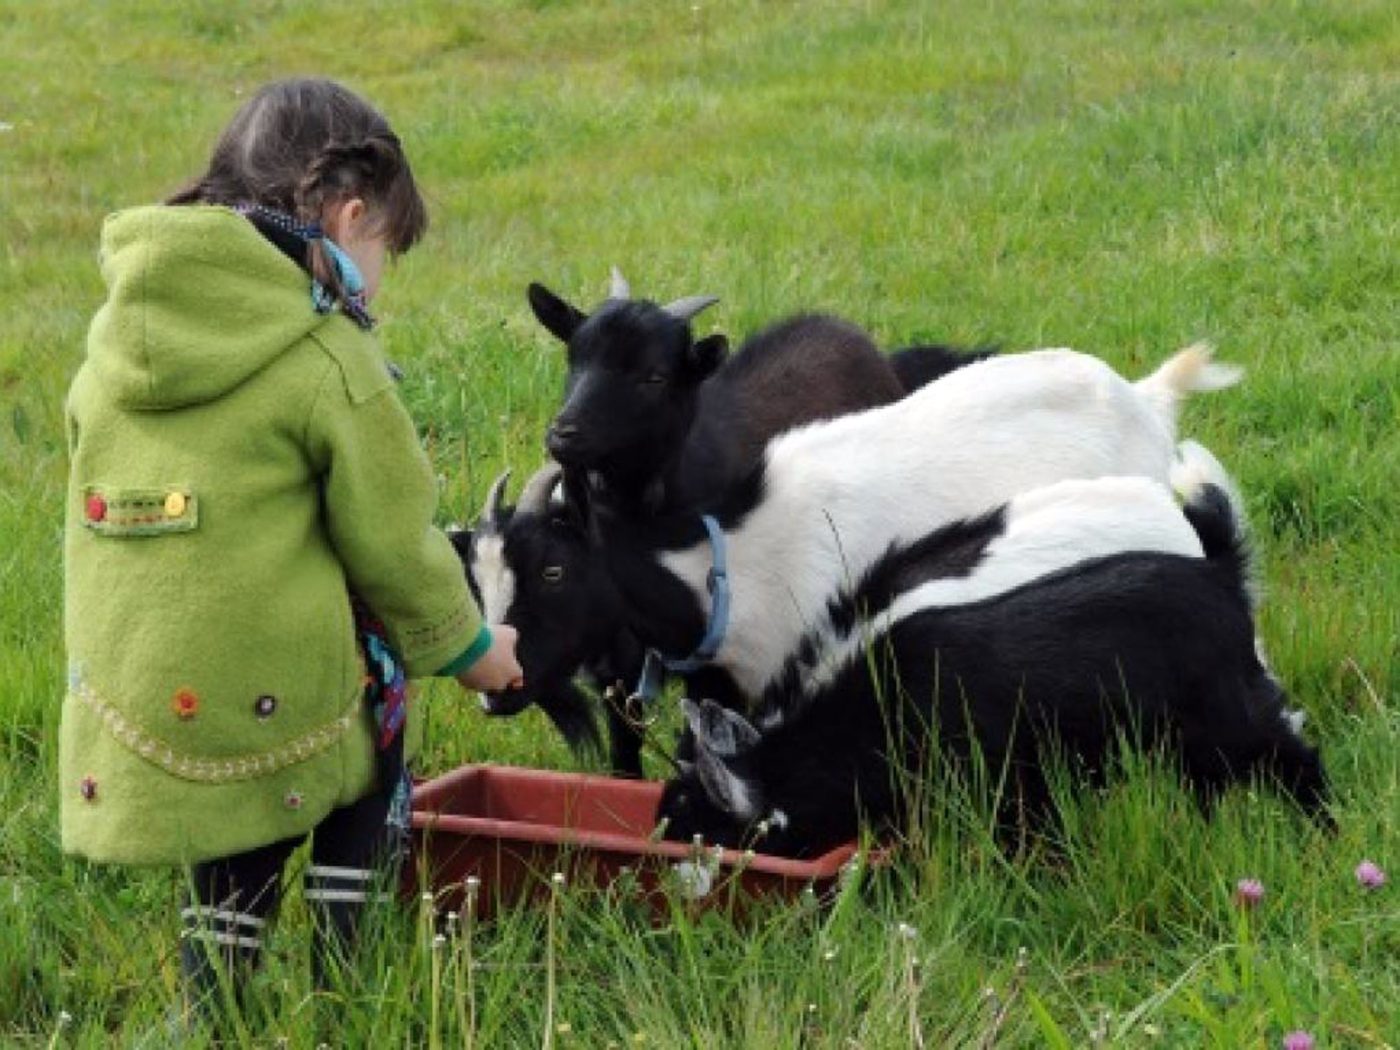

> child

[{"left": 60, "top": 77, "right": 522, "bottom": 1008}]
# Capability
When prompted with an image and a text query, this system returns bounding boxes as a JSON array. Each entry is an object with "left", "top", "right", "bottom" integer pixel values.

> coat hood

[{"left": 86, "top": 205, "right": 328, "bottom": 409}]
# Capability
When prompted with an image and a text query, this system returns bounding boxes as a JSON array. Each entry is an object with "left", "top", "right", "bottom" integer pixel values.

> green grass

[{"left": 2, "top": 0, "right": 1398, "bottom": 1045}]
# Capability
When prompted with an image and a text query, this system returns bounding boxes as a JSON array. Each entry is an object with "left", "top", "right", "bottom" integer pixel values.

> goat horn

[
  {"left": 480, "top": 469, "right": 511, "bottom": 525},
  {"left": 518, "top": 461, "right": 564, "bottom": 516},
  {"left": 609, "top": 265, "right": 631, "bottom": 300},
  {"left": 661, "top": 294, "right": 719, "bottom": 322}
]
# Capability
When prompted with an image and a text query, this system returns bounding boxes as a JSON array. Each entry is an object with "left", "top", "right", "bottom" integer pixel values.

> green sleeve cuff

[{"left": 436, "top": 625, "right": 493, "bottom": 678}]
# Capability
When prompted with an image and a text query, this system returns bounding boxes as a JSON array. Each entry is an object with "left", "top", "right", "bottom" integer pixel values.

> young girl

[{"left": 60, "top": 77, "right": 522, "bottom": 1007}]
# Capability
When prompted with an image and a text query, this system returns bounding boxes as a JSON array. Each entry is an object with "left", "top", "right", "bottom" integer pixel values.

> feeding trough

[{"left": 405, "top": 764, "right": 869, "bottom": 918}]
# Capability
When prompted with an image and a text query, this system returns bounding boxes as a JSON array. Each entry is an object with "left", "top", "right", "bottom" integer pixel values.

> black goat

[
  {"left": 529, "top": 270, "right": 916, "bottom": 513},
  {"left": 532, "top": 279, "right": 992, "bottom": 513},
  {"left": 655, "top": 483, "right": 1330, "bottom": 858}
]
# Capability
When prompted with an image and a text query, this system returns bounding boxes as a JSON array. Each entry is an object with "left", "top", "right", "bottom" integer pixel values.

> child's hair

[{"left": 168, "top": 77, "right": 427, "bottom": 308}]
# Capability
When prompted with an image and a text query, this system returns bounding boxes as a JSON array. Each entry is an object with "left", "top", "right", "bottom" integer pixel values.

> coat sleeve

[{"left": 304, "top": 355, "right": 486, "bottom": 679}]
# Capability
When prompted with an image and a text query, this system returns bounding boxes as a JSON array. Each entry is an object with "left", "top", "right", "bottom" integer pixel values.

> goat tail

[
  {"left": 1171, "top": 440, "right": 1258, "bottom": 603},
  {"left": 1136, "top": 343, "right": 1244, "bottom": 425}
]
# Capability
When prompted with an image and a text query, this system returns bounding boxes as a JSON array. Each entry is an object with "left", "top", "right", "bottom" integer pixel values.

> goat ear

[
  {"left": 682, "top": 698, "right": 760, "bottom": 759},
  {"left": 448, "top": 526, "right": 474, "bottom": 564},
  {"left": 696, "top": 746, "right": 760, "bottom": 820},
  {"left": 687, "top": 333, "right": 729, "bottom": 378},
  {"left": 528, "top": 283, "right": 587, "bottom": 345}
]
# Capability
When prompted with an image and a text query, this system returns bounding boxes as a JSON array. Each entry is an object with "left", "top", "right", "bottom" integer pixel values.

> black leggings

[{"left": 180, "top": 790, "right": 400, "bottom": 1005}]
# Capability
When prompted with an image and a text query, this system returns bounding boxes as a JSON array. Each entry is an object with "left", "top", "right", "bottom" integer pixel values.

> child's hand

[{"left": 455, "top": 624, "right": 524, "bottom": 694}]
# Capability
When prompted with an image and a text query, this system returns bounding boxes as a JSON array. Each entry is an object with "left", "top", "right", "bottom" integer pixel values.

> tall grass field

[{"left": 2, "top": 1, "right": 1397, "bottom": 1045}]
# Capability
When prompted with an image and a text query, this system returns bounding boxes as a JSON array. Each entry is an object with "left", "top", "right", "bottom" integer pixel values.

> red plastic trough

[{"left": 405, "top": 764, "right": 868, "bottom": 918}]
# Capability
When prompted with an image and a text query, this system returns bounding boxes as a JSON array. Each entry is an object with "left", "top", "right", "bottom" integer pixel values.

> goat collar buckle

[{"left": 632, "top": 514, "right": 730, "bottom": 705}]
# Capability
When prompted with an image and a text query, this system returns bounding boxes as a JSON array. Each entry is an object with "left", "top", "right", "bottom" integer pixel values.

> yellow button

[{"left": 164, "top": 491, "right": 187, "bottom": 517}]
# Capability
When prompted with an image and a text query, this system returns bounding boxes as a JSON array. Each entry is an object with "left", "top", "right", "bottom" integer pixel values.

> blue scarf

[{"left": 353, "top": 599, "right": 412, "bottom": 835}]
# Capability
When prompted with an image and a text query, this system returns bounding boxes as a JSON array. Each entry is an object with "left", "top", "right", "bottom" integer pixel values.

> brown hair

[{"left": 168, "top": 78, "right": 427, "bottom": 306}]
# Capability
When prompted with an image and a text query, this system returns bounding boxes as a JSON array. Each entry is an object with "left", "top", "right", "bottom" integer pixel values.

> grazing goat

[
  {"left": 655, "top": 466, "right": 1329, "bottom": 858},
  {"left": 452, "top": 468, "right": 640, "bottom": 757},
  {"left": 458, "top": 466, "right": 742, "bottom": 773}
]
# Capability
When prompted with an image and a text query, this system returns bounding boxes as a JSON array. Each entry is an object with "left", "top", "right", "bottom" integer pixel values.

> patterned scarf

[
  {"left": 234, "top": 203, "right": 376, "bottom": 331},
  {"left": 353, "top": 598, "right": 412, "bottom": 835}
]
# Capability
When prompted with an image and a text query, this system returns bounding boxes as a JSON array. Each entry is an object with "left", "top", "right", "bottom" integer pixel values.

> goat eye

[
  {"left": 542, "top": 565, "right": 565, "bottom": 583},
  {"left": 642, "top": 372, "right": 666, "bottom": 386}
]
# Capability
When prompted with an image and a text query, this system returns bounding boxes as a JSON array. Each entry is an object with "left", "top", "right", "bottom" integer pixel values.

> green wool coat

[{"left": 61, "top": 205, "right": 486, "bottom": 866}]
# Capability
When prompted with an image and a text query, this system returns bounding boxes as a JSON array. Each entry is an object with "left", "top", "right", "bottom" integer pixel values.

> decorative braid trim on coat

[
  {"left": 401, "top": 603, "right": 474, "bottom": 647},
  {"left": 69, "top": 681, "right": 359, "bottom": 783}
]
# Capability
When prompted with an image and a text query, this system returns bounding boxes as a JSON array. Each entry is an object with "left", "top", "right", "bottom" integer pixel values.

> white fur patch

[
  {"left": 1170, "top": 439, "right": 1240, "bottom": 506},
  {"left": 471, "top": 534, "right": 516, "bottom": 625},
  {"left": 658, "top": 348, "right": 1211, "bottom": 701},
  {"left": 1282, "top": 708, "right": 1307, "bottom": 738}
]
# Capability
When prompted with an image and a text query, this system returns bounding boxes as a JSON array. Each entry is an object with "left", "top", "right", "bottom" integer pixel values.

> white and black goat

[
  {"left": 655, "top": 458, "right": 1330, "bottom": 857},
  {"left": 595, "top": 342, "right": 1241, "bottom": 703},
  {"left": 452, "top": 467, "right": 641, "bottom": 758}
]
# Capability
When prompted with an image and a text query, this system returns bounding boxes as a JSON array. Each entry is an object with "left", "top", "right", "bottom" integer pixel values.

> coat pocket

[{"left": 82, "top": 486, "right": 198, "bottom": 537}]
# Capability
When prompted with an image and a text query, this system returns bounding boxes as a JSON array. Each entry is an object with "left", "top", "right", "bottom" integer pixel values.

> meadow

[{"left": 1, "top": 0, "right": 1397, "bottom": 1045}]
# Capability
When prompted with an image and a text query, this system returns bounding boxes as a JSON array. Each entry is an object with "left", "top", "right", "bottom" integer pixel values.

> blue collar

[{"left": 632, "top": 514, "right": 730, "bottom": 705}]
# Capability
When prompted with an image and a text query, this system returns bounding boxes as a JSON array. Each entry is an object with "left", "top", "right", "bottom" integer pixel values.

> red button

[
  {"left": 172, "top": 688, "right": 200, "bottom": 720},
  {"left": 86, "top": 495, "right": 107, "bottom": 522}
]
